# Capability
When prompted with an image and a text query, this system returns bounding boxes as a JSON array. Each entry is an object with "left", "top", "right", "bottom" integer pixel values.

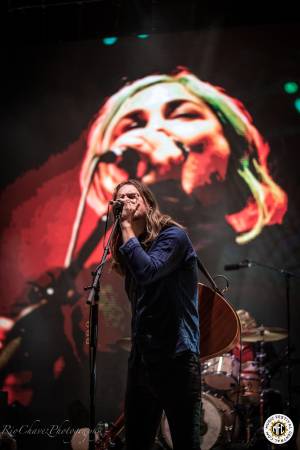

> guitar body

[{"left": 198, "top": 283, "right": 240, "bottom": 362}]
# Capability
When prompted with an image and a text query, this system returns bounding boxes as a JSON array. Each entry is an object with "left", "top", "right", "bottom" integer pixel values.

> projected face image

[
  {"left": 106, "top": 82, "right": 230, "bottom": 204},
  {"left": 80, "top": 71, "right": 288, "bottom": 245}
]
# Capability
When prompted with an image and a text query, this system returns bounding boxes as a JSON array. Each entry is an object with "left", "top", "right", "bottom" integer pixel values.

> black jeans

[{"left": 125, "top": 351, "right": 201, "bottom": 450}]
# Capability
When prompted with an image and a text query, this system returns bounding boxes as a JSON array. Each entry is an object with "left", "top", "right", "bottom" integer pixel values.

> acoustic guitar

[{"left": 198, "top": 282, "right": 240, "bottom": 362}]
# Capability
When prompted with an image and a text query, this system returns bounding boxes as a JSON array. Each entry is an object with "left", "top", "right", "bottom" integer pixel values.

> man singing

[{"left": 110, "top": 179, "right": 201, "bottom": 450}]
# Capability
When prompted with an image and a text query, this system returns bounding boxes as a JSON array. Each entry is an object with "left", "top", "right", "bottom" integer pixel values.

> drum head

[
  {"left": 201, "top": 393, "right": 223, "bottom": 450},
  {"left": 71, "top": 428, "right": 94, "bottom": 450},
  {"left": 202, "top": 354, "right": 239, "bottom": 391},
  {"left": 160, "top": 392, "right": 224, "bottom": 450}
]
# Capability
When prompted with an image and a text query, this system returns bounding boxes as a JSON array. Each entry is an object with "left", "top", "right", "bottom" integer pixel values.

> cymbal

[
  {"left": 241, "top": 326, "right": 288, "bottom": 342},
  {"left": 115, "top": 337, "right": 131, "bottom": 352}
]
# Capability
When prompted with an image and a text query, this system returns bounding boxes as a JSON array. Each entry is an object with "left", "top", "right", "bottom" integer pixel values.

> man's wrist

[
  {"left": 120, "top": 220, "right": 133, "bottom": 230},
  {"left": 121, "top": 221, "right": 136, "bottom": 244}
]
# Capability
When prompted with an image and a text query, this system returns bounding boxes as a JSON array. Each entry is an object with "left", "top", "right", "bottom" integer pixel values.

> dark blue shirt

[{"left": 119, "top": 226, "right": 199, "bottom": 364}]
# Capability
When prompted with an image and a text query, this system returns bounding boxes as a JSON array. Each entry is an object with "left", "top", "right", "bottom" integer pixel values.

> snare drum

[
  {"left": 161, "top": 392, "right": 239, "bottom": 450},
  {"left": 202, "top": 354, "right": 239, "bottom": 391},
  {"left": 229, "top": 360, "right": 261, "bottom": 405}
]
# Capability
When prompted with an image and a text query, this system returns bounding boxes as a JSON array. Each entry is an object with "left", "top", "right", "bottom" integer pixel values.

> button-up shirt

[{"left": 119, "top": 226, "right": 199, "bottom": 364}]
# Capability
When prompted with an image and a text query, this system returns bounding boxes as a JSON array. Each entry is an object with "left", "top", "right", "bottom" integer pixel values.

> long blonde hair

[{"left": 80, "top": 69, "right": 287, "bottom": 244}]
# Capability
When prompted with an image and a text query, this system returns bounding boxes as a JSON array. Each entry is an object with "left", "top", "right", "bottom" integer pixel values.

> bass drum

[{"left": 160, "top": 392, "right": 239, "bottom": 450}]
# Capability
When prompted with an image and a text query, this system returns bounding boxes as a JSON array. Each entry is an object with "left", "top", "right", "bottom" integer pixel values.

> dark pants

[{"left": 125, "top": 351, "right": 201, "bottom": 450}]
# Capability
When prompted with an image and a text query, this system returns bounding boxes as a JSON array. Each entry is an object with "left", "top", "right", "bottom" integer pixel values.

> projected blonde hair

[{"left": 80, "top": 69, "right": 287, "bottom": 245}]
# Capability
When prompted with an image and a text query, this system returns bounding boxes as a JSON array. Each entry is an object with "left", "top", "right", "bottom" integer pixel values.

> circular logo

[{"left": 264, "top": 414, "right": 294, "bottom": 444}]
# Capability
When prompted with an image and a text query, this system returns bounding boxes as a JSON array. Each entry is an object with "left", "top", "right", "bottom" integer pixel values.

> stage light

[
  {"left": 294, "top": 98, "right": 300, "bottom": 113},
  {"left": 284, "top": 81, "right": 299, "bottom": 94},
  {"left": 102, "top": 36, "right": 118, "bottom": 46},
  {"left": 137, "top": 34, "right": 149, "bottom": 39}
]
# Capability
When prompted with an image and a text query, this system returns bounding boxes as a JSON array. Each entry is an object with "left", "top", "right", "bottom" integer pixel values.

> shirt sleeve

[{"left": 119, "top": 227, "right": 191, "bottom": 285}]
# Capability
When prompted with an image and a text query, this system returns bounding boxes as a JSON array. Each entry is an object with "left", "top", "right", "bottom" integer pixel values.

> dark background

[{"left": 3, "top": 6, "right": 300, "bottom": 448}]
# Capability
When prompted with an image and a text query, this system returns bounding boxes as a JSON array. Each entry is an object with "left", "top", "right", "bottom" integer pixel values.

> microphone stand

[
  {"left": 242, "top": 259, "right": 300, "bottom": 415},
  {"left": 85, "top": 207, "right": 122, "bottom": 450}
]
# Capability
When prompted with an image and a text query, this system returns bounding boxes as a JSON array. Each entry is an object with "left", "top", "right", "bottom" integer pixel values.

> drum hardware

[
  {"left": 230, "top": 261, "right": 300, "bottom": 416},
  {"left": 201, "top": 331, "right": 284, "bottom": 447},
  {"left": 230, "top": 337, "right": 280, "bottom": 446},
  {"left": 255, "top": 351, "right": 266, "bottom": 361},
  {"left": 257, "top": 338, "right": 269, "bottom": 427},
  {"left": 202, "top": 303, "right": 290, "bottom": 448},
  {"left": 230, "top": 372, "right": 262, "bottom": 405},
  {"left": 232, "top": 324, "right": 286, "bottom": 412},
  {"left": 244, "top": 404, "right": 254, "bottom": 444}
]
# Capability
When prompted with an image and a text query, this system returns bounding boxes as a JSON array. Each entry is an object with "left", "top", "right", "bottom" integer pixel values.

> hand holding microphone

[
  {"left": 100, "top": 129, "right": 188, "bottom": 183},
  {"left": 109, "top": 199, "right": 125, "bottom": 218},
  {"left": 109, "top": 198, "right": 139, "bottom": 223}
]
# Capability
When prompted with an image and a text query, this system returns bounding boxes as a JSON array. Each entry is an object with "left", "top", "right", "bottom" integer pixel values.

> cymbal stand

[
  {"left": 242, "top": 260, "right": 300, "bottom": 415},
  {"left": 256, "top": 334, "right": 267, "bottom": 428},
  {"left": 244, "top": 403, "right": 254, "bottom": 445}
]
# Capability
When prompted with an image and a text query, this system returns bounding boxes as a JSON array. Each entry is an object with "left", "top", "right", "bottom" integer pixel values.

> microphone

[
  {"left": 98, "top": 147, "right": 124, "bottom": 164},
  {"left": 224, "top": 260, "right": 251, "bottom": 271},
  {"left": 99, "top": 140, "right": 189, "bottom": 176},
  {"left": 109, "top": 200, "right": 124, "bottom": 207},
  {"left": 109, "top": 199, "right": 124, "bottom": 217},
  {"left": 174, "top": 140, "right": 189, "bottom": 160},
  {"left": 99, "top": 147, "right": 143, "bottom": 178}
]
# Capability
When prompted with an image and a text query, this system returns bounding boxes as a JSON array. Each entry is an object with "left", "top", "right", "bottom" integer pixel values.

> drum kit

[
  {"left": 163, "top": 324, "right": 288, "bottom": 450},
  {"left": 97, "top": 323, "right": 288, "bottom": 450}
]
